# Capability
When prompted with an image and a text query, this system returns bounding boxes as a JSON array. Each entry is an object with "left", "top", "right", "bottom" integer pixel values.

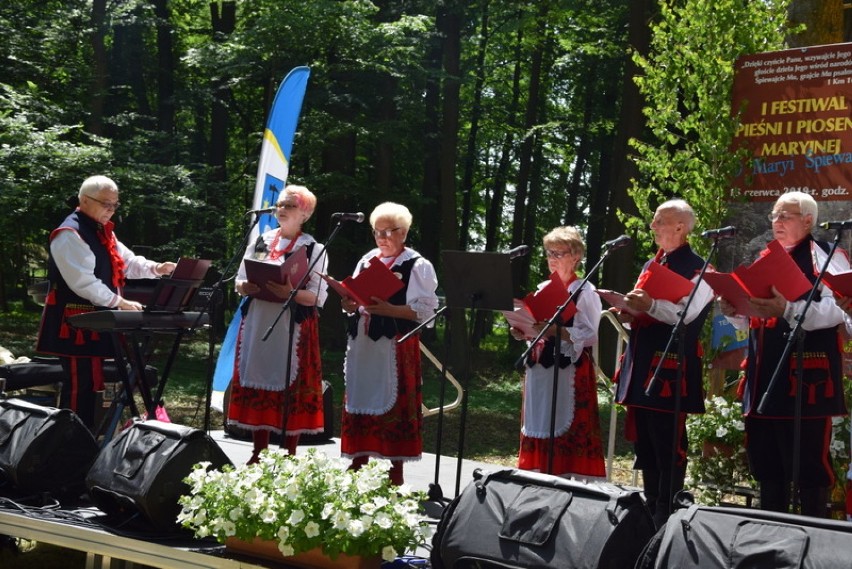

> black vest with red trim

[
  {"left": 614, "top": 244, "right": 709, "bottom": 413},
  {"left": 742, "top": 235, "right": 847, "bottom": 419},
  {"left": 346, "top": 256, "right": 418, "bottom": 341},
  {"left": 36, "top": 211, "right": 116, "bottom": 357}
]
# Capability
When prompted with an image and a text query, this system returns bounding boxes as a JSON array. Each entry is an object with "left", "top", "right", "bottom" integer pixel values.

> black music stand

[
  {"left": 146, "top": 261, "right": 212, "bottom": 411},
  {"left": 440, "top": 250, "right": 515, "bottom": 496}
]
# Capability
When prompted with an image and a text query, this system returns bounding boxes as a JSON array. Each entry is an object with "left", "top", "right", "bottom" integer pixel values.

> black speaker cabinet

[
  {"left": 432, "top": 467, "right": 655, "bottom": 569},
  {"left": 636, "top": 502, "right": 852, "bottom": 568},
  {"left": 0, "top": 397, "right": 99, "bottom": 496},
  {"left": 85, "top": 419, "right": 232, "bottom": 530}
]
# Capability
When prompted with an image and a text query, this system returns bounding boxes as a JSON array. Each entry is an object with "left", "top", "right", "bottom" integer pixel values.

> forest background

[{"left": 0, "top": 2, "right": 850, "bottom": 394}]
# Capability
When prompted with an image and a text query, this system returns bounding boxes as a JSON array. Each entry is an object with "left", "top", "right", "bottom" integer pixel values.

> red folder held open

[
  {"left": 596, "top": 261, "right": 694, "bottom": 314},
  {"left": 635, "top": 261, "right": 694, "bottom": 302},
  {"left": 523, "top": 272, "right": 578, "bottom": 322},
  {"left": 704, "top": 240, "right": 812, "bottom": 317},
  {"left": 321, "top": 256, "right": 404, "bottom": 307},
  {"left": 822, "top": 271, "right": 852, "bottom": 298},
  {"left": 244, "top": 246, "right": 309, "bottom": 303},
  {"left": 502, "top": 273, "right": 577, "bottom": 338}
]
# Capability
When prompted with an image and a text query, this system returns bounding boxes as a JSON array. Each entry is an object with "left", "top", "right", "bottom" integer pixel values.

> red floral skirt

[
  {"left": 227, "top": 315, "right": 324, "bottom": 435},
  {"left": 518, "top": 352, "right": 606, "bottom": 477},
  {"left": 340, "top": 337, "right": 422, "bottom": 461}
]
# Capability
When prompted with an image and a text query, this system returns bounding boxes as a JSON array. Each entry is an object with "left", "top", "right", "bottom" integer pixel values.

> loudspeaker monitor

[
  {"left": 0, "top": 397, "right": 98, "bottom": 496},
  {"left": 85, "top": 419, "right": 231, "bottom": 531},
  {"left": 636, "top": 500, "right": 852, "bottom": 568},
  {"left": 431, "top": 467, "right": 655, "bottom": 569}
]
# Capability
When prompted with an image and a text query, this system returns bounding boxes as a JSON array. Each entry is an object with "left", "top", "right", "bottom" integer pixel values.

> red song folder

[
  {"left": 501, "top": 273, "right": 577, "bottom": 338},
  {"left": 703, "top": 240, "right": 812, "bottom": 317},
  {"left": 635, "top": 261, "right": 694, "bottom": 302},
  {"left": 822, "top": 270, "right": 852, "bottom": 298},
  {"left": 321, "top": 256, "right": 404, "bottom": 307},
  {"left": 594, "top": 262, "right": 692, "bottom": 316},
  {"left": 522, "top": 272, "right": 578, "bottom": 322},
  {"left": 243, "top": 246, "right": 309, "bottom": 303}
]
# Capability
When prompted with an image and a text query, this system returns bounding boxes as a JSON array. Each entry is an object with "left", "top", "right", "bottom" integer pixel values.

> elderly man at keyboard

[{"left": 36, "top": 175, "right": 175, "bottom": 430}]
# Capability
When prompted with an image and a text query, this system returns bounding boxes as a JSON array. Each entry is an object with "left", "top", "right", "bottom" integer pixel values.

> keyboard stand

[{"left": 69, "top": 310, "right": 210, "bottom": 446}]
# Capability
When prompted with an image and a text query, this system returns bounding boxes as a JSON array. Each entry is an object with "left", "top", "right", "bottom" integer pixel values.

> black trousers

[
  {"left": 59, "top": 356, "right": 97, "bottom": 430},
  {"left": 746, "top": 416, "right": 833, "bottom": 516},
  {"left": 632, "top": 407, "right": 688, "bottom": 524}
]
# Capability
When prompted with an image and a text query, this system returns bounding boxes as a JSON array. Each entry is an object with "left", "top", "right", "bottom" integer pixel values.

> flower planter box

[{"left": 226, "top": 537, "right": 381, "bottom": 569}]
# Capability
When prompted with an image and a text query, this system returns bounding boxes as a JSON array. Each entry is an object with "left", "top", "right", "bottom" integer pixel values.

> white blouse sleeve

[
  {"left": 51, "top": 230, "right": 159, "bottom": 308},
  {"left": 406, "top": 257, "right": 440, "bottom": 324},
  {"left": 566, "top": 282, "right": 602, "bottom": 349},
  {"left": 306, "top": 243, "right": 329, "bottom": 307},
  {"left": 116, "top": 240, "right": 161, "bottom": 280}
]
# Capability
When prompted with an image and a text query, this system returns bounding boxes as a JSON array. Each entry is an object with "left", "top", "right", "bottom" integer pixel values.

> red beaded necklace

[{"left": 268, "top": 230, "right": 301, "bottom": 261}]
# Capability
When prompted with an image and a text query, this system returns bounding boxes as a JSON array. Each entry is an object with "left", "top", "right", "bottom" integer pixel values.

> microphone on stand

[
  {"left": 820, "top": 220, "right": 852, "bottom": 230},
  {"left": 332, "top": 212, "right": 366, "bottom": 223},
  {"left": 246, "top": 206, "right": 278, "bottom": 216},
  {"left": 700, "top": 225, "right": 737, "bottom": 239},
  {"left": 604, "top": 235, "right": 631, "bottom": 250},
  {"left": 505, "top": 244, "right": 530, "bottom": 259}
]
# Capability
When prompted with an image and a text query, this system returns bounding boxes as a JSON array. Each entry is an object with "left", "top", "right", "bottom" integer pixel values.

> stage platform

[
  {"left": 209, "top": 429, "right": 500, "bottom": 500},
  {"left": 0, "top": 428, "right": 504, "bottom": 569}
]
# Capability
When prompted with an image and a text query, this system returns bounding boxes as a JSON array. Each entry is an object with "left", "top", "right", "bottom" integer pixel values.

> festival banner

[
  {"left": 211, "top": 67, "right": 311, "bottom": 411},
  {"left": 730, "top": 42, "right": 852, "bottom": 202}
]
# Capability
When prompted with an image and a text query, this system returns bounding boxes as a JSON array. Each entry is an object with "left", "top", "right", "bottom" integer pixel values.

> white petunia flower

[
  {"left": 375, "top": 512, "right": 393, "bottom": 529},
  {"left": 305, "top": 521, "right": 320, "bottom": 538},
  {"left": 288, "top": 509, "right": 305, "bottom": 525},
  {"left": 347, "top": 519, "right": 366, "bottom": 537},
  {"left": 278, "top": 543, "right": 295, "bottom": 557},
  {"left": 382, "top": 546, "right": 397, "bottom": 561}
]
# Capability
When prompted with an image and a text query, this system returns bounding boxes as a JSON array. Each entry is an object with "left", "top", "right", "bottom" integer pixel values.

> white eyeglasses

[{"left": 372, "top": 227, "right": 400, "bottom": 239}]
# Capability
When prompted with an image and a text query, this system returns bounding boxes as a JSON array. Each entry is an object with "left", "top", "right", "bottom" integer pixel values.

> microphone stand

[
  {"left": 515, "top": 243, "right": 621, "bottom": 474},
  {"left": 644, "top": 238, "right": 717, "bottom": 520},
  {"left": 260, "top": 219, "right": 339, "bottom": 451},
  {"left": 756, "top": 229, "right": 844, "bottom": 513},
  {"left": 197, "top": 212, "right": 264, "bottom": 432}
]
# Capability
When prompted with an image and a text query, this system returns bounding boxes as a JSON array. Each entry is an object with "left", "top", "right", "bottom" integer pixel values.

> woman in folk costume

[
  {"left": 510, "top": 226, "right": 606, "bottom": 478},
  {"left": 229, "top": 185, "right": 328, "bottom": 464},
  {"left": 721, "top": 191, "right": 849, "bottom": 518},
  {"left": 340, "top": 202, "right": 439, "bottom": 485}
]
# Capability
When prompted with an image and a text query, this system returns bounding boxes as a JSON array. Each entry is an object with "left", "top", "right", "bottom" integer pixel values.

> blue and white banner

[{"left": 211, "top": 66, "right": 311, "bottom": 412}]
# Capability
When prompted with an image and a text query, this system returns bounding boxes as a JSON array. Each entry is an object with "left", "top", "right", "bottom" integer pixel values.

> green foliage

[
  {"left": 625, "top": 0, "right": 794, "bottom": 257},
  {"left": 686, "top": 393, "right": 755, "bottom": 505}
]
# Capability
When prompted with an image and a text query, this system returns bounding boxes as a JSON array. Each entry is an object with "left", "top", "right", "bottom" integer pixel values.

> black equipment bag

[
  {"left": 85, "top": 419, "right": 231, "bottom": 530},
  {"left": 0, "top": 397, "right": 98, "bottom": 496},
  {"left": 431, "top": 468, "right": 655, "bottom": 569},
  {"left": 635, "top": 502, "right": 852, "bottom": 569},
  {"left": 0, "top": 357, "right": 158, "bottom": 391}
]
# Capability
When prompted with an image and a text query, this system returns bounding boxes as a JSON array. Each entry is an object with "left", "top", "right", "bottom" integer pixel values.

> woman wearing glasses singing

[
  {"left": 340, "top": 202, "right": 439, "bottom": 484},
  {"left": 510, "top": 226, "right": 605, "bottom": 479},
  {"left": 229, "top": 185, "right": 328, "bottom": 464}
]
